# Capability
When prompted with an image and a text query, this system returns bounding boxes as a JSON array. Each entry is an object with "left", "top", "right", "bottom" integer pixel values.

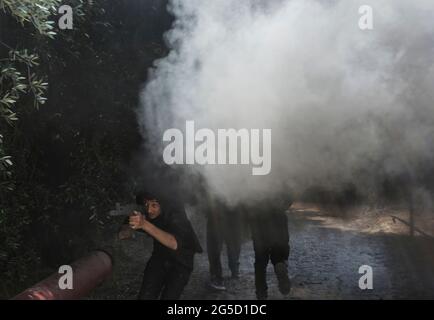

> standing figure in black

[
  {"left": 206, "top": 197, "right": 243, "bottom": 290},
  {"left": 249, "top": 194, "right": 292, "bottom": 300},
  {"left": 119, "top": 190, "right": 203, "bottom": 300}
]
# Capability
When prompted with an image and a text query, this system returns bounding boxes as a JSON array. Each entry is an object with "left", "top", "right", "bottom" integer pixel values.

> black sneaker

[
  {"left": 256, "top": 291, "right": 268, "bottom": 300},
  {"left": 274, "top": 262, "right": 291, "bottom": 295},
  {"left": 209, "top": 277, "right": 226, "bottom": 291},
  {"left": 231, "top": 270, "right": 240, "bottom": 280}
]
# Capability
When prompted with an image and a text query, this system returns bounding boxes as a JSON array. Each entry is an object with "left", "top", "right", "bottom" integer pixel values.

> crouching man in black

[
  {"left": 119, "top": 191, "right": 202, "bottom": 300},
  {"left": 249, "top": 194, "right": 292, "bottom": 300}
]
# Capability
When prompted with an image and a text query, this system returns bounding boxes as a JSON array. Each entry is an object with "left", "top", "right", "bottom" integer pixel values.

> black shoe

[
  {"left": 256, "top": 291, "right": 268, "bottom": 300},
  {"left": 274, "top": 262, "right": 291, "bottom": 295},
  {"left": 209, "top": 277, "right": 226, "bottom": 291},
  {"left": 231, "top": 270, "right": 240, "bottom": 280}
]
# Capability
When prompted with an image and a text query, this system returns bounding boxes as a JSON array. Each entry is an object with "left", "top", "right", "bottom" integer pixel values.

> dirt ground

[{"left": 89, "top": 203, "right": 434, "bottom": 300}]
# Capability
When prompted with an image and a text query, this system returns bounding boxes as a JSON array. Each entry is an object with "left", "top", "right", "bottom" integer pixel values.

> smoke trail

[{"left": 139, "top": 0, "right": 434, "bottom": 205}]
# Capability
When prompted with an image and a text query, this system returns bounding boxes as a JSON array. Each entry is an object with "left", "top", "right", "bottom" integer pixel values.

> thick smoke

[{"left": 139, "top": 0, "right": 434, "bottom": 206}]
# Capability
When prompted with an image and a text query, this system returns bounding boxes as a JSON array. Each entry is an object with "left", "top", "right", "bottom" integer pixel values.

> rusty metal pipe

[{"left": 12, "top": 250, "right": 113, "bottom": 300}]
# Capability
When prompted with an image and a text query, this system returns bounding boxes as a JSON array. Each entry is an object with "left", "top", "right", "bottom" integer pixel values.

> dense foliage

[{"left": 0, "top": 0, "right": 171, "bottom": 297}]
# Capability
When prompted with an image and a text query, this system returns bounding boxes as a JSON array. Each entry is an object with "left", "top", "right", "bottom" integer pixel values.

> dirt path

[{"left": 90, "top": 204, "right": 434, "bottom": 300}]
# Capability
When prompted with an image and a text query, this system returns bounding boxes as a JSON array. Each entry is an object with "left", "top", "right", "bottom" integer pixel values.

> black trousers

[
  {"left": 206, "top": 209, "right": 242, "bottom": 279},
  {"left": 250, "top": 211, "right": 290, "bottom": 296},
  {"left": 253, "top": 242, "right": 289, "bottom": 295},
  {"left": 138, "top": 255, "right": 192, "bottom": 300}
]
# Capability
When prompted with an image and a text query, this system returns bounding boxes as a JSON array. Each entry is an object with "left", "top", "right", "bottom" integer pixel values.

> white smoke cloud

[{"left": 139, "top": 0, "right": 434, "bottom": 205}]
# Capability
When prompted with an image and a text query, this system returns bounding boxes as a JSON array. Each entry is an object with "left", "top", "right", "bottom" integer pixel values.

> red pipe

[{"left": 12, "top": 250, "right": 113, "bottom": 300}]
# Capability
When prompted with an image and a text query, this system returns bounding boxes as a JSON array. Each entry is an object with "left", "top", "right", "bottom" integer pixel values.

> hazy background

[{"left": 139, "top": 0, "right": 434, "bottom": 206}]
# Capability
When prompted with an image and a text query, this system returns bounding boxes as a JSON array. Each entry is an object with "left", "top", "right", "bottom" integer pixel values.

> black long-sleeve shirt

[{"left": 124, "top": 203, "right": 202, "bottom": 270}]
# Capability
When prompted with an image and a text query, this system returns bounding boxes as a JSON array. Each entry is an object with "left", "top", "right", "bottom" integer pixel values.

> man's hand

[
  {"left": 128, "top": 209, "right": 178, "bottom": 250},
  {"left": 129, "top": 211, "right": 146, "bottom": 230}
]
